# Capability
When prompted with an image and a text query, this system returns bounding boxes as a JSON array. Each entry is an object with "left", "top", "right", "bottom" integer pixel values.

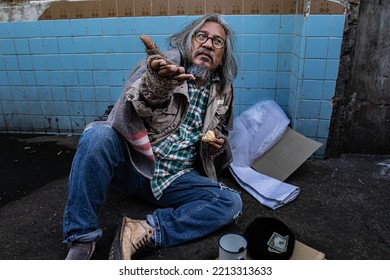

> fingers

[
  {"left": 204, "top": 137, "right": 225, "bottom": 154},
  {"left": 205, "top": 142, "right": 220, "bottom": 154},
  {"left": 174, "top": 73, "right": 196, "bottom": 81},
  {"left": 140, "top": 34, "right": 195, "bottom": 81},
  {"left": 151, "top": 62, "right": 180, "bottom": 75},
  {"left": 140, "top": 34, "right": 155, "bottom": 50},
  {"left": 150, "top": 60, "right": 196, "bottom": 81},
  {"left": 150, "top": 59, "right": 168, "bottom": 70},
  {"left": 140, "top": 34, "right": 164, "bottom": 56},
  {"left": 211, "top": 137, "right": 225, "bottom": 146}
]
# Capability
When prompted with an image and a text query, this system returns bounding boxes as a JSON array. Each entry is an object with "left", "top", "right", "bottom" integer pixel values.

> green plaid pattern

[{"left": 151, "top": 76, "right": 217, "bottom": 199}]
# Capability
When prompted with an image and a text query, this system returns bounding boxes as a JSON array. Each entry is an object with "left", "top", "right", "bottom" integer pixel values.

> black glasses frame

[{"left": 193, "top": 31, "right": 226, "bottom": 49}]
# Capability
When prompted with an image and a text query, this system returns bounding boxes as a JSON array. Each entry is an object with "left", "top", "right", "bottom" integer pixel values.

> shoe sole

[{"left": 108, "top": 215, "right": 125, "bottom": 260}]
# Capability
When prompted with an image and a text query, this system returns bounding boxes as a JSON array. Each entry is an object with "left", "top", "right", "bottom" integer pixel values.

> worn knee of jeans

[
  {"left": 219, "top": 182, "right": 243, "bottom": 222},
  {"left": 79, "top": 126, "right": 126, "bottom": 162},
  {"left": 82, "top": 125, "right": 117, "bottom": 147}
]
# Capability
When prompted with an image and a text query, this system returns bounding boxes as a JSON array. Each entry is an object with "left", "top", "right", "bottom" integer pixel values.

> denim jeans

[{"left": 63, "top": 125, "right": 242, "bottom": 247}]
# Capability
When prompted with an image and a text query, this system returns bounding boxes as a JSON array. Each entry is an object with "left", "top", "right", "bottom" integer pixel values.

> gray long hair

[{"left": 168, "top": 14, "right": 238, "bottom": 93}]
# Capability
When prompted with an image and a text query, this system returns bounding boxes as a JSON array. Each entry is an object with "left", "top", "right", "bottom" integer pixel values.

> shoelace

[{"left": 134, "top": 228, "right": 153, "bottom": 249}]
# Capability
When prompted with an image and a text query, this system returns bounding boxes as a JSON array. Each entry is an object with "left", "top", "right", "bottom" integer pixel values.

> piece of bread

[{"left": 200, "top": 130, "right": 216, "bottom": 142}]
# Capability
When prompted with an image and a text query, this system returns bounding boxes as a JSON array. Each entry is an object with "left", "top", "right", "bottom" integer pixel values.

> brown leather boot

[{"left": 109, "top": 216, "right": 153, "bottom": 260}]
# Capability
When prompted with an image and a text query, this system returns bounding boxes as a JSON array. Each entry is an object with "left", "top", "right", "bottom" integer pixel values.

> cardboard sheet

[
  {"left": 245, "top": 240, "right": 326, "bottom": 260},
  {"left": 290, "top": 240, "right": 326, "bottom": 260},
  {"left": 251, "top": 127, "right": 323, "bottom": 182}
]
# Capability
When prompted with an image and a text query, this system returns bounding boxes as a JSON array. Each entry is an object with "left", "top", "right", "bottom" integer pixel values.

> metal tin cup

[{"left": 218, "top": 233, "right": 247, "bottom": 260}]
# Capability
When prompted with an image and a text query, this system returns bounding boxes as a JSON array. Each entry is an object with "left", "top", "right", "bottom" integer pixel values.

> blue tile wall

[
  {"left": 288, "top": 14, "right": 344, "bottom": 157},
  {"left": 0, "top": 14, "right": 345, "bottom": 157}
]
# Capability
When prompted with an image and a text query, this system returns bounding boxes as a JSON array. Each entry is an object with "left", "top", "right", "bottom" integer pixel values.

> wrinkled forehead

[{"left": 197, "top": 21, "right": 226, "bottom": 39}]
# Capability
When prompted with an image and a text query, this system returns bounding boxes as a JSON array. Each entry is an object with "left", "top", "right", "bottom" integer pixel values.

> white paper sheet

[{"left": 230, "top": 163, "right": 300, "bottom": 210}]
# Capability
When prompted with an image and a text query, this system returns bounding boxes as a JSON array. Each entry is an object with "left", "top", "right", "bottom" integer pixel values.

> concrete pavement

[{"left": 0, "top": 134, "right": 389, "bottom": 260}]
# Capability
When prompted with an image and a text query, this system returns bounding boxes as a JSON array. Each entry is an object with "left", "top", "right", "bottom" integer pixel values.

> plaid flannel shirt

[{"left": 150, "top": 75, "right": 218, "bottom": 199}]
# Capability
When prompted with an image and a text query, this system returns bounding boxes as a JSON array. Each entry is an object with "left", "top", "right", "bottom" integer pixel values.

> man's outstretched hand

[{"left": 140, "top": 34, "right": 195, "bottom": 81}]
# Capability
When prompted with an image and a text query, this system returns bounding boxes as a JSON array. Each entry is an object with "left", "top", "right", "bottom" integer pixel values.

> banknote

[{"left": 267, "top": 232, "right": 289, "bottom": 253}]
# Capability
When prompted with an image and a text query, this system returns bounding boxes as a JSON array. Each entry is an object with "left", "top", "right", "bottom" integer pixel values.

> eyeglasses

[{"left": 193, "top": 31, "right": 226, "bottom": 49}]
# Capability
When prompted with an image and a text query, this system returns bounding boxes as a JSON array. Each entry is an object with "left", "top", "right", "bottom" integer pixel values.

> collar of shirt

[{"left": 187, "top": 72, "right": 220, "bottom": 89}]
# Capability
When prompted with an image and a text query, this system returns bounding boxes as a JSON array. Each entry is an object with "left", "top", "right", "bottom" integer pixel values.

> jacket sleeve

[
  {"left": 215, "top": 84, "right": 234, "bottom": 143},
  {"left": 138, "top": 55, "right": 184, "bottom": 105},
  {"left": 209, "top": 85, "right": 235, "bottom": 175}
]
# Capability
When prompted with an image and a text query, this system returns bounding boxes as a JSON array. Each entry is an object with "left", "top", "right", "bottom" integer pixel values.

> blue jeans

[{"left": 63, "top": 125, "right": 242, "bottom": 247}]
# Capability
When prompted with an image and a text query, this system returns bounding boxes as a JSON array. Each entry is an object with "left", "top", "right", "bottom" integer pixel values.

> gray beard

[{"left": 187, "top": 64, "right": 211, "bottom": 80}]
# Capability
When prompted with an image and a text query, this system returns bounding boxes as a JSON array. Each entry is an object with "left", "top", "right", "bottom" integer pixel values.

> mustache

[{"left": 194, "top": 49, "right": 215, "bottom": 63}]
